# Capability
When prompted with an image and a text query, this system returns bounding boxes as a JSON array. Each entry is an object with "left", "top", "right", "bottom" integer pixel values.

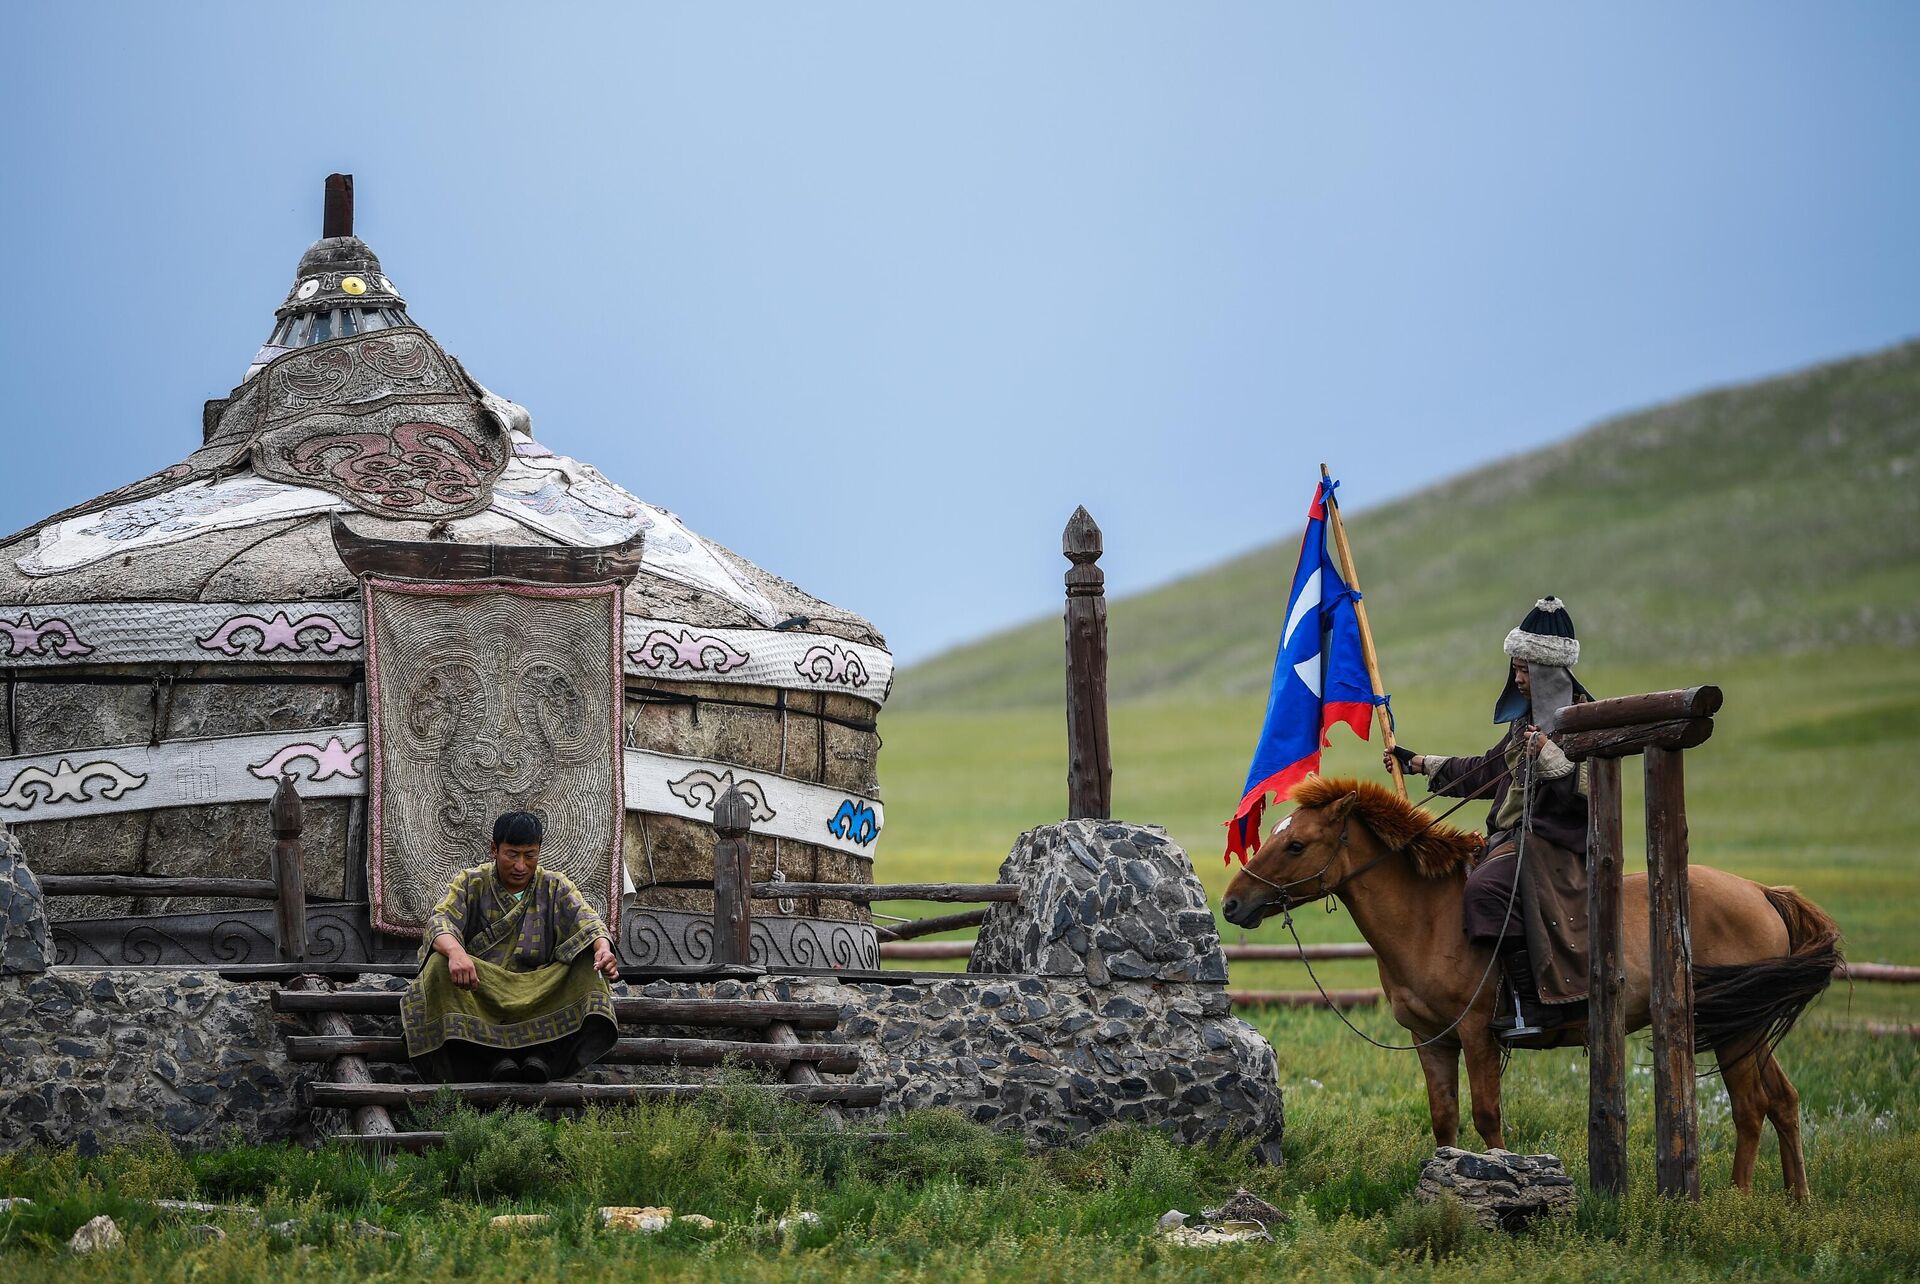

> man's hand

[
  {"left": 445, "top": 946, "right": 480, "bottom": 991},
  {"left": 592, "top": 937, "right": 620, "bottom": 982},
  {"left": 1523, "top": 725, "right": 1545, "bottom": 759},
  {"left": 1384, "top": 748, "right": 1425, "bottom": 776}
]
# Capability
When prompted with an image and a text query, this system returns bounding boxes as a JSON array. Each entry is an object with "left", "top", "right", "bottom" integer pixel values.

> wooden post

[
  {"left": 342, "top": 678, "right": 369, "bottom": 905},
  {"left": 1318, "top": 464, "right": 1404, "bottom": 798},
  {"left": 288, "top": 976, "right": 395, "bottom": 1140},
  {"left": 1585, "top": 756, "right": 1628, "bottom": 1197},
  {"left": 270, "top": 774, "right": 308, "bottom": 964},
  {"left": 1645, "top": 746, "right": 1700, "bottom": 1199},
  {"left": 711, "top": 783, "right": 754, "bottom": 967},
  {"left": 1062, "top": 506, "right": 1112, "bottom": 820}
]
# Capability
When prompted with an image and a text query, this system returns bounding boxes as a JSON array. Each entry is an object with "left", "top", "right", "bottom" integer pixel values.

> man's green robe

[{"left": 401, "top": 864, "right": 618, "bottom": 1080}]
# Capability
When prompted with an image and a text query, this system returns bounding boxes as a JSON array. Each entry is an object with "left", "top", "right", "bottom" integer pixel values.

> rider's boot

[{"left": 1492, "top": 949, "right": 1569, "bottom": 1049}]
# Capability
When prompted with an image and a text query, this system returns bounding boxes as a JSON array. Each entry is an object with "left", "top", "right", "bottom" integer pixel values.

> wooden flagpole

[{"left": 1320, "top": 463, "right": 1405, "bottom": 798}]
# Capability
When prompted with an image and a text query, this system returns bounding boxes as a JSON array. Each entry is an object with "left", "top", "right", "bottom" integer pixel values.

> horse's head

[
  {"left": 1220, "top": 776, "right": 1483, "bottom": 928},
  {"left": 1220, "top": 787, "right": 1363, "bottom": 928}
]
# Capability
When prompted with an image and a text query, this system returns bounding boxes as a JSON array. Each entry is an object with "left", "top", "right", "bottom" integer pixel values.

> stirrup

[{"left": 1493, "top": 950, "right": 1552, "bottom": 1045}]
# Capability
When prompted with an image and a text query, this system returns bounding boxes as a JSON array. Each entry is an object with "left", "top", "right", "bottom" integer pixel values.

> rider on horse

[{"left": 1386, "top": 596, "right": 1593, "bottom": 1046}]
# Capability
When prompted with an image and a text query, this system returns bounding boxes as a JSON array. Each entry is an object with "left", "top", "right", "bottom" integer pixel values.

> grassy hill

[{"left": 895, "top": 339, "right": 1920, "bottom": 709}]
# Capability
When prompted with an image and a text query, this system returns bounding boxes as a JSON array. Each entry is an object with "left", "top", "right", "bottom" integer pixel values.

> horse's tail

[{"left": 1690, "top": 885, "right": 1843, "bottom": 1059}]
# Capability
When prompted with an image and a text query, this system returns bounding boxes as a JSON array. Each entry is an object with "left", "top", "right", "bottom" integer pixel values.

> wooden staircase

[{"left": 272, "top": 980, "right": 882, "bottom": 1150}]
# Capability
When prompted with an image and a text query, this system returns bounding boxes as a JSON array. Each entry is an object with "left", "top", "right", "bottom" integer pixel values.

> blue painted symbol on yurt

[{"left": 826, "top": 799, "right": 879, "bottom": 846}]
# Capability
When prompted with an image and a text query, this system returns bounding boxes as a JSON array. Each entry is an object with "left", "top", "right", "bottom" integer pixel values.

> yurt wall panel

[{"left": 5, "top": 672, "right": 360, "bottom": 915}]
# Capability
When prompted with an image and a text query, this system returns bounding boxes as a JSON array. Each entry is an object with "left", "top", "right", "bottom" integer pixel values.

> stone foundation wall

[{"left": 0, "top": 969, "right": 1281, "bottom": 1159}]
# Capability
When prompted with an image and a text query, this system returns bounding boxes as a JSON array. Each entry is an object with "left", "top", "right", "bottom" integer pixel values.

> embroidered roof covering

[{"left": 0, "top": 176, "right": 889, "bottom": 698}]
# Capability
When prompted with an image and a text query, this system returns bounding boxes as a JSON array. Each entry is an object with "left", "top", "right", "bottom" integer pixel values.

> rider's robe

[
  {"left": 1426, "top": 727, "right": 1591, "bottom": 1006},
  {"left": 400, "top": 864, "right": 618, "bottom": 1080}
]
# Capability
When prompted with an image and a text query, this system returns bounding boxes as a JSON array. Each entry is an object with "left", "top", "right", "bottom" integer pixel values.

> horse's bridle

[{"left": 1234, "top": 811, "right": 1400, "bottom": 915}]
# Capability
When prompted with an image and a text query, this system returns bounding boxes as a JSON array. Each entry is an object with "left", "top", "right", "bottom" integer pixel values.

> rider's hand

[
  {"left": 593, "top": 937, "right": 620, "bottom": 982},
  {"left": 1523, "top": 725, "right": 1545, "bottom": 759},
  {"left": 446, "top": 946, "right": 480, "bottom": 991},
  {"left": 1384, "top": 747, "right": 1424, "bottom": 775}
]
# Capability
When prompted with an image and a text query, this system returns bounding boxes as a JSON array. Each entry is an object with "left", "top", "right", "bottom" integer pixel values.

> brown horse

[{"left": 1220, "top": 776, "right": 1842, "bottom": 1197}]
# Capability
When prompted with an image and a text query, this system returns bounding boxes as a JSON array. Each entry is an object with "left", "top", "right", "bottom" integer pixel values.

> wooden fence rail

[
  {"left": 37, "top": 774, "right": 307, "bottom": 963},
  {"left": 875, "top": 937, "right": 1919, "bottom": 981}
]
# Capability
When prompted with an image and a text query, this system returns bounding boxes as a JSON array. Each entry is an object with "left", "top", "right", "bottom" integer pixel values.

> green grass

[{"left": 1, "top": 1029, "right": 1914, "bottom": 1280}]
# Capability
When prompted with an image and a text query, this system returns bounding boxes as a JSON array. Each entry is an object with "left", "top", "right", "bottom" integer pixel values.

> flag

[{"left": 1224, "top": 478, "right": 1380, "bottom": 863}]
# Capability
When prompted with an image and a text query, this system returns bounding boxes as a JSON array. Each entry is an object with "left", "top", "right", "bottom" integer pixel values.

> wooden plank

[
  {"left": 1062, "top": 506, "right": 1112, "bottom": 820},
  {"left": 40, "top": 874, "right": 278, "bottom": 900},
  {"left": 1841, "top": 962, "right": 1920, "bottom": 982},
  {"left": 308, "top": 1081, "right": 885, "bottom": 1109},
  {"left": 329, "top": 1129, "right": 898, "bottom": 1151},
  {"left": 287, "top": 1034, "right": 861, "bottom": 1073},
  {"left": 1585, "top": 755, "right": 1629, "bottom": 1198},
  {"left": 331, "top": 1130, "right": 446, "bottom": 1152},
  {"left": 874, "top": 908, "right": 988, "bottom": 943},
  {"left": 271, "top": 990, "right": 844, "bottom": 1030},
  {"left": 879, "top": 940, "right": 1382, "bottom": 962},
  {"left": 711, "top": 785, "right": 753, "bottom": 967},
  {"left": 1554, "top": 686, "right": 1723, "bottom": 734},
  {"left": 751, "top": 882, "right": 1019, "bottom": 904},
  {"left": 331, "top": 515, "right": 645, "bottom": 585},
  {"left": 1227, "top": 988, "right": 1383, "bottom": 1009},
  {"left": 1557, "top": 717, "right": 1715, "bottom": 762},
  {"left": 289, "top": 977, "right": 395, "bottom": 1140},
  {"left": 1645, "top": 747, "right": 1700, "bottom": 1200},
  {"left": 767, "top": 1020, "right": 848, "bottom": 1131},
  {"left": 269, "top": 776, "right": 307, "bottom": 964}
]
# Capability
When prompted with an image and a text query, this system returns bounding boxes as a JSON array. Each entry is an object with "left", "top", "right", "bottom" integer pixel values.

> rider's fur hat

[
  {"left": 1494, "top": 597, "right": 1591, "bottom": 724},
  {"left": 1504, "top": 596, "right": 1579, "bottom": 667}
]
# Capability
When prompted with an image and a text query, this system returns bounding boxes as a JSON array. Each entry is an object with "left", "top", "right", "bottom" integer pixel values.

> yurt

[{"left": 0, "top": 176, "right": 889, "bottom": 970}]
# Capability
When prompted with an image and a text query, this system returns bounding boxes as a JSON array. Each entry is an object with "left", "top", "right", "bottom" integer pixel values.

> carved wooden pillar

[
  {"left": 1063, "top": 507, "right": 1112, "bottom": 820},
  {"left": 1585, "top": 755, "right": 1627, "bottom": 1196},
  {"left": 711, "top": 783, "right": 754, "bottom": 967},
  {"left": 270, "top": 774, "right": 308, "bottom": 964},
  {"left": 1645, "top": 746, "right": 1700, "bottom": 1199}
]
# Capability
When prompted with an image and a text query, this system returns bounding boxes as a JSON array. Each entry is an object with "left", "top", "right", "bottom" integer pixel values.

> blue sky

[{"left": 3, "top": 4, "right": 1916, "bottom": 661}]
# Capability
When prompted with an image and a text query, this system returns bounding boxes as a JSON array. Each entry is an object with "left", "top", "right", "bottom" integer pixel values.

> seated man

[
  {"left": 1386, "top": 597, "right": 1593, "bottom": 1047},
  {"left": 400, "top": 811, "right": 622, "bottom": 1083}
]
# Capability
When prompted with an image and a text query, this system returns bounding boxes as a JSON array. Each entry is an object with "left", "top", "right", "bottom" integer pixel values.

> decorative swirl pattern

[
  {"left": 613, "top": 908, "right": 877, "bottom": 971},
  {"left": 0, "top": 613, "right": 94, "bottom": 660},
  {"left": 366, "top": 581, "right": 621, "bottom": 933}
]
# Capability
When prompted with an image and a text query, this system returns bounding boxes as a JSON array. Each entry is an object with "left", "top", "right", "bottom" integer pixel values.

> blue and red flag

[{"left": 1224, "top": 478, "right": 1381, "bottom": 863}]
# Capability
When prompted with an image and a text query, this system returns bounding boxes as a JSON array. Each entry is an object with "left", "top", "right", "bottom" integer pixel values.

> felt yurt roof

[{"left": 0, "top": 180, "right": 885, "bottom": 661}]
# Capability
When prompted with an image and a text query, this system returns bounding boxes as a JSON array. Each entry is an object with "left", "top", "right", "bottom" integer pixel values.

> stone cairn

[
  {"left": 969, "top": 819, "right": 1228, "bottom": 985},
  {"left": 1415, "top": 1146, "right": 1577, "bottom": 1232},
  {"left": 0, "top": 827, "right": 52, "bottom": 976}
]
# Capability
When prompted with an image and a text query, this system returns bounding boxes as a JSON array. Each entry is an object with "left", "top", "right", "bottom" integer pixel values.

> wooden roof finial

[{"left": 323, "top": 173, "right": 354, "bottom": 238}]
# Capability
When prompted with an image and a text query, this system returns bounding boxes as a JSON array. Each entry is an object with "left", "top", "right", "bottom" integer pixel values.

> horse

[{"left": 1220, "top": 775, "right": 1842, "bottom": 1197}]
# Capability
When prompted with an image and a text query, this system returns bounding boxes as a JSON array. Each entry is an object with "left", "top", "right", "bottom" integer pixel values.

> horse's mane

[{"left": 1286, "top": 775, "right": 1482, "bottom": 878}]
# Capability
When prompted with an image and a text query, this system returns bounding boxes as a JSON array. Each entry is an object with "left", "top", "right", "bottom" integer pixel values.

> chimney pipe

[{"left": 322, "top": 174, "right": 354, "bottom": 238}]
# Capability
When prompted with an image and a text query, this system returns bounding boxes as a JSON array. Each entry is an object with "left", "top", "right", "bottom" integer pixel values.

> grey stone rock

[
  {"left": 969, "top": 820, "right": 1228, "bottom": 985},
  {"left": 1416, "top": 1148, "right": 1576, "bottom": 1232},
  {"left": 1, "top": 967, "right": 1282, "bottom": 1161},
  {"left": 69, "top": 1214, "right": 123, "bottom": 1253},
  {"left": 0, "top": 830, "right": 52, "bottom": 975}
]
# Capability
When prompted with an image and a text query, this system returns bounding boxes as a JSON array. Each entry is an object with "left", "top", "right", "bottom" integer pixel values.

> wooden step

[
  {"left": 308, "top": 1081, "right": 884, "bottom": 1109},
  {"left": 270, "top": 990, "right": 842, "bottom": 1030},
  {"left": 328, "top": 1128, "right": 895, "bottom": 1152},
  {"left": 286, "top": 1034, "right": 861, "bottom": 1073}
]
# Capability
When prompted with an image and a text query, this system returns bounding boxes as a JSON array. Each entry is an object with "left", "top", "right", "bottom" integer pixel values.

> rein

[{"left": 1235, "top": 763, "right": 1531, "bottom": 1052}]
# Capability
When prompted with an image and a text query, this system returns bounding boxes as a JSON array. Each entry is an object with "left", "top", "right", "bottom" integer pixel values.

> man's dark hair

[{"left": 492, "top": 811, "right": 545, "bottom": 847}]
